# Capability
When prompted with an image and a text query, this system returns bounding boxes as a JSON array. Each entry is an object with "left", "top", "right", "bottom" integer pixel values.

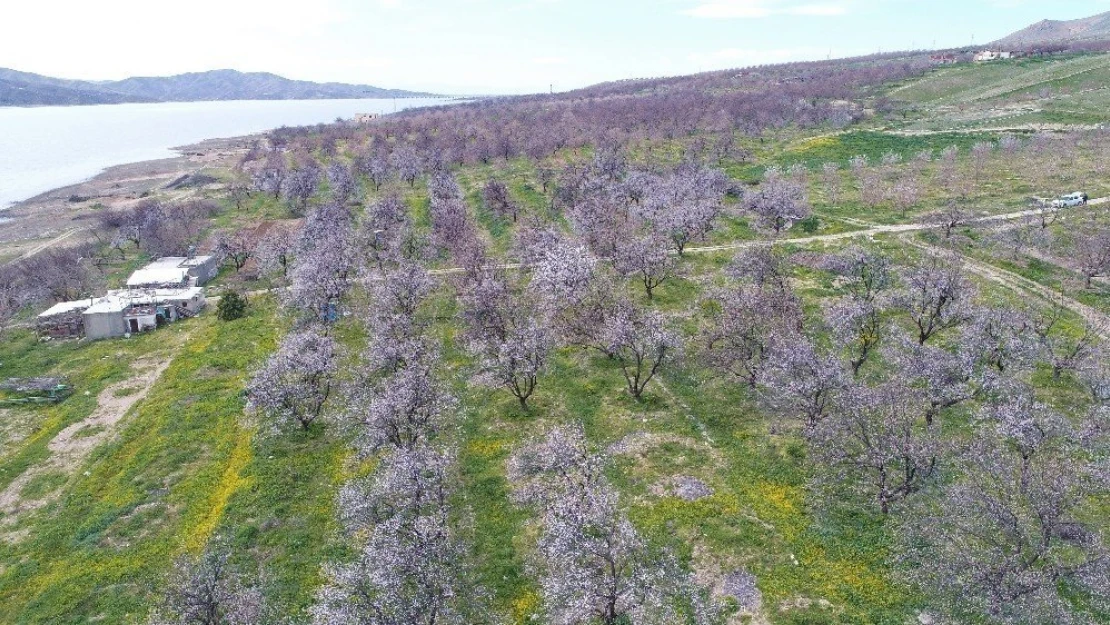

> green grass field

[
  {"left": 888, "top": 53, "right": 1110, "bottom": 131},
  {"left": 6, "top": 229, "right": 1104, "bottom": 624},
  {"left": 0, "top": 302, "right": 282, "bottom": 624}
]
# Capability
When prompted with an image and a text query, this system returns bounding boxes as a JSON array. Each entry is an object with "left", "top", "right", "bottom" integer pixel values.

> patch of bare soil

[
  {"left": 776, "top": 596, "right": 835, "bottom": 616},
  {"left": 49, "top": 359, "right": 170, "bottom": 459},
  {"left": 607, "top": 430, "right": 721, "bottom": 461},
  {"left": 651, "top": 475, "right": 714, "bottom": 501},
  {"left": 0, "top": 337, "right": 186, "bottom": 537},
  {"left": 691, "top": 545, "right": 770, "bottom": 625},
  {"left": 0, "top": 408, "right": 39, "bottom": 460}
]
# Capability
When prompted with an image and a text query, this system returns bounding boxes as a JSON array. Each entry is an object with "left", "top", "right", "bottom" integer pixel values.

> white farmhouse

[
  {"left": 974, "top": 50, "right": 1018, "bottom": 62},
  {"left": 127, "top": 256, "right": 220, "bottom": 289},
  {"left": 37, "top": 288, "right": 206, "bottom": 340}
]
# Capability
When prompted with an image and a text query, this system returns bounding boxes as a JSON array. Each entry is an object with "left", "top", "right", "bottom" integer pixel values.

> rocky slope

[{"left": 993, "top": 11, "right": 1110, "bottom": 47}]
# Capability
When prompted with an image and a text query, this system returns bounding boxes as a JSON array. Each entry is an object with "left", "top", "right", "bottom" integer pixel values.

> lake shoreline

[
  {"left": 0, "top": 96, "right": 455, "bottom": 214},
  {"left": 9, "top": 134, "right": 252, "bottom": 207},
  {"left": 0, "top": 96, "right": 463, "bottom": 263},
  {"left": 0, "top": 135, "right": 251, "bottom": 262}
]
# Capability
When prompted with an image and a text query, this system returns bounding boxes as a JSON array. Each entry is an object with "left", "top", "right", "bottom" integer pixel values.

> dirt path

[
  {"left": 892, "top": 122, "right": 1105, "bottom": 135},
  {"left": 0, "top": 338, "right": 187, "bottom": 535},
  {"left": 651, "top": 376, "right": 715, "bottom": 445},
  {"left": 416, "top": 203, "right": 1105, "bottom": 280},
  {"left": 903, "top": 238, "right": 1110, "bottom": 340},
  {"left": 682, "top": 206, "right": 1072, "bottom": 255},
  {"left": 6, "top": 227, "right": 87, "bottom": 265}
]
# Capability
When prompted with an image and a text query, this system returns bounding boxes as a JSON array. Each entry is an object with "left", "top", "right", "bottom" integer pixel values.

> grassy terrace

[
  {"left": 893, "top": 54, "right": 1110, "bottom": 105},
  {"left": 445, "top": 247, "right": 916, "bottom": 623},
  {"left": 887, "top": 53, "right": 1110, "bottom": 131}
]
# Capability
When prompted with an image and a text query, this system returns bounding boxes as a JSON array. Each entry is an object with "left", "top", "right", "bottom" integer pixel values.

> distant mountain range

[
  {"left": 0, "top": 68, "right": 437, "bottom": 106},
  {"left": 993, "top": 10, "right": 1110, "bottom": 48}
]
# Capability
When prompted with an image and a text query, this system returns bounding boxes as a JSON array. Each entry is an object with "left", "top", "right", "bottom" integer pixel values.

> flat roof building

[
  {"left": 37, "top": 288, "right": 206, "bottom": 340},
  {"left": 126, "top": 256, "right": 219, "bottom": 289}
]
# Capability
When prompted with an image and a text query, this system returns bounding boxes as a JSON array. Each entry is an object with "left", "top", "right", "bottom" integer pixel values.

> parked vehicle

[{"left": 1051, "top": 192, "right": 1088, "bottom": 208}]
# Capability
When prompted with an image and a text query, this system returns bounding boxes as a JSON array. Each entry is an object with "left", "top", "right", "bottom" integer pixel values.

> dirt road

[
  {"left": 682, "top": 204, "right": 1100, "bottom": 255},
  {"left": 7, "top": 228, "right": 87, "bottom": 264},
  {"left": 903, "top": 238, "right": 1110, "bottom": 340},
  {"left": 420, "top": 202, "right": 1108, "bottom": 280}
]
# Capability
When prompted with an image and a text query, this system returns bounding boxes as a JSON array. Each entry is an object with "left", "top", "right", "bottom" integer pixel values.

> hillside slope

[
  {"left": 887, "top": 52, "right": 1110, "bottom": 132},
  {"left": 993, "top": 11, "right": 1110, "bottom": 47},
  {"left": 99, "top": 70, "right": 435, "bottom": 102},
  {"left": 0, "top": 68, "right": 152, "bottom": 105},
  {"left": 0, "top": 68, "right": 435, "bottom": 106},
  {"left": 0, "top": 78, "right": 146, "bottom": 106}
]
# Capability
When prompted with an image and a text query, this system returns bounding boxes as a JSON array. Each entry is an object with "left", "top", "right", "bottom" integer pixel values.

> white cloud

[{"left": 683, "top": 0, "right": 847, "bottom": 18}]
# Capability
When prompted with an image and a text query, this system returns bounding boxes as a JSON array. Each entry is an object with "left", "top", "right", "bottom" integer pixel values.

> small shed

[
  {"left": 83, "top": 296, "right": 133, "bottom": 340},
  {"left": 147, "top": 288, "right": 207, "bottom": 319},
  {"left": 975, "top": 50, "right": 1020, "bottom": 62},
  {"left": 36, "top": 299, "right": 94, "bottom": 338},
  {"left": 180, "top": 256, "right": 220, "bottom": 286},
  {"left": 123, "top": 304, "right": 159, "bottom": 335}
]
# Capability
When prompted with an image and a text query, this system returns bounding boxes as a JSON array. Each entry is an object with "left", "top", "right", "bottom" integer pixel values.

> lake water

[{"left": 0, "top": 98, "right": 447, "bottom": 209}]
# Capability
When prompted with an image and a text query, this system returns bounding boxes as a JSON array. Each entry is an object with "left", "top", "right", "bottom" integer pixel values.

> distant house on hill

[
  {"left": 353, "top": 113, "right": 380, "bottom": 124},
  {"left": 975, "top": 50, "right": 1022, "bottom": 62},
  {"left": 930, "top": 53, "right": 959, "bottom": 64},
  {"left": 37, "top": 288, "right": 207, "bottom": 340},
  {"left": 127, "top": 255, "right": 219, "bottom": 289}
]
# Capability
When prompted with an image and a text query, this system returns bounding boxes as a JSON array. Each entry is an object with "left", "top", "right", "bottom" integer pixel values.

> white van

[{"left": 1051, "top": 192, "right": 1088, "bottom": 208}]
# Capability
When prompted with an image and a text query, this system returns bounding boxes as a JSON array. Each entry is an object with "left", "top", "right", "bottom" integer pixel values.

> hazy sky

[{"left": 1, "top": 0, "right": 1107, "bottom": 94}]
